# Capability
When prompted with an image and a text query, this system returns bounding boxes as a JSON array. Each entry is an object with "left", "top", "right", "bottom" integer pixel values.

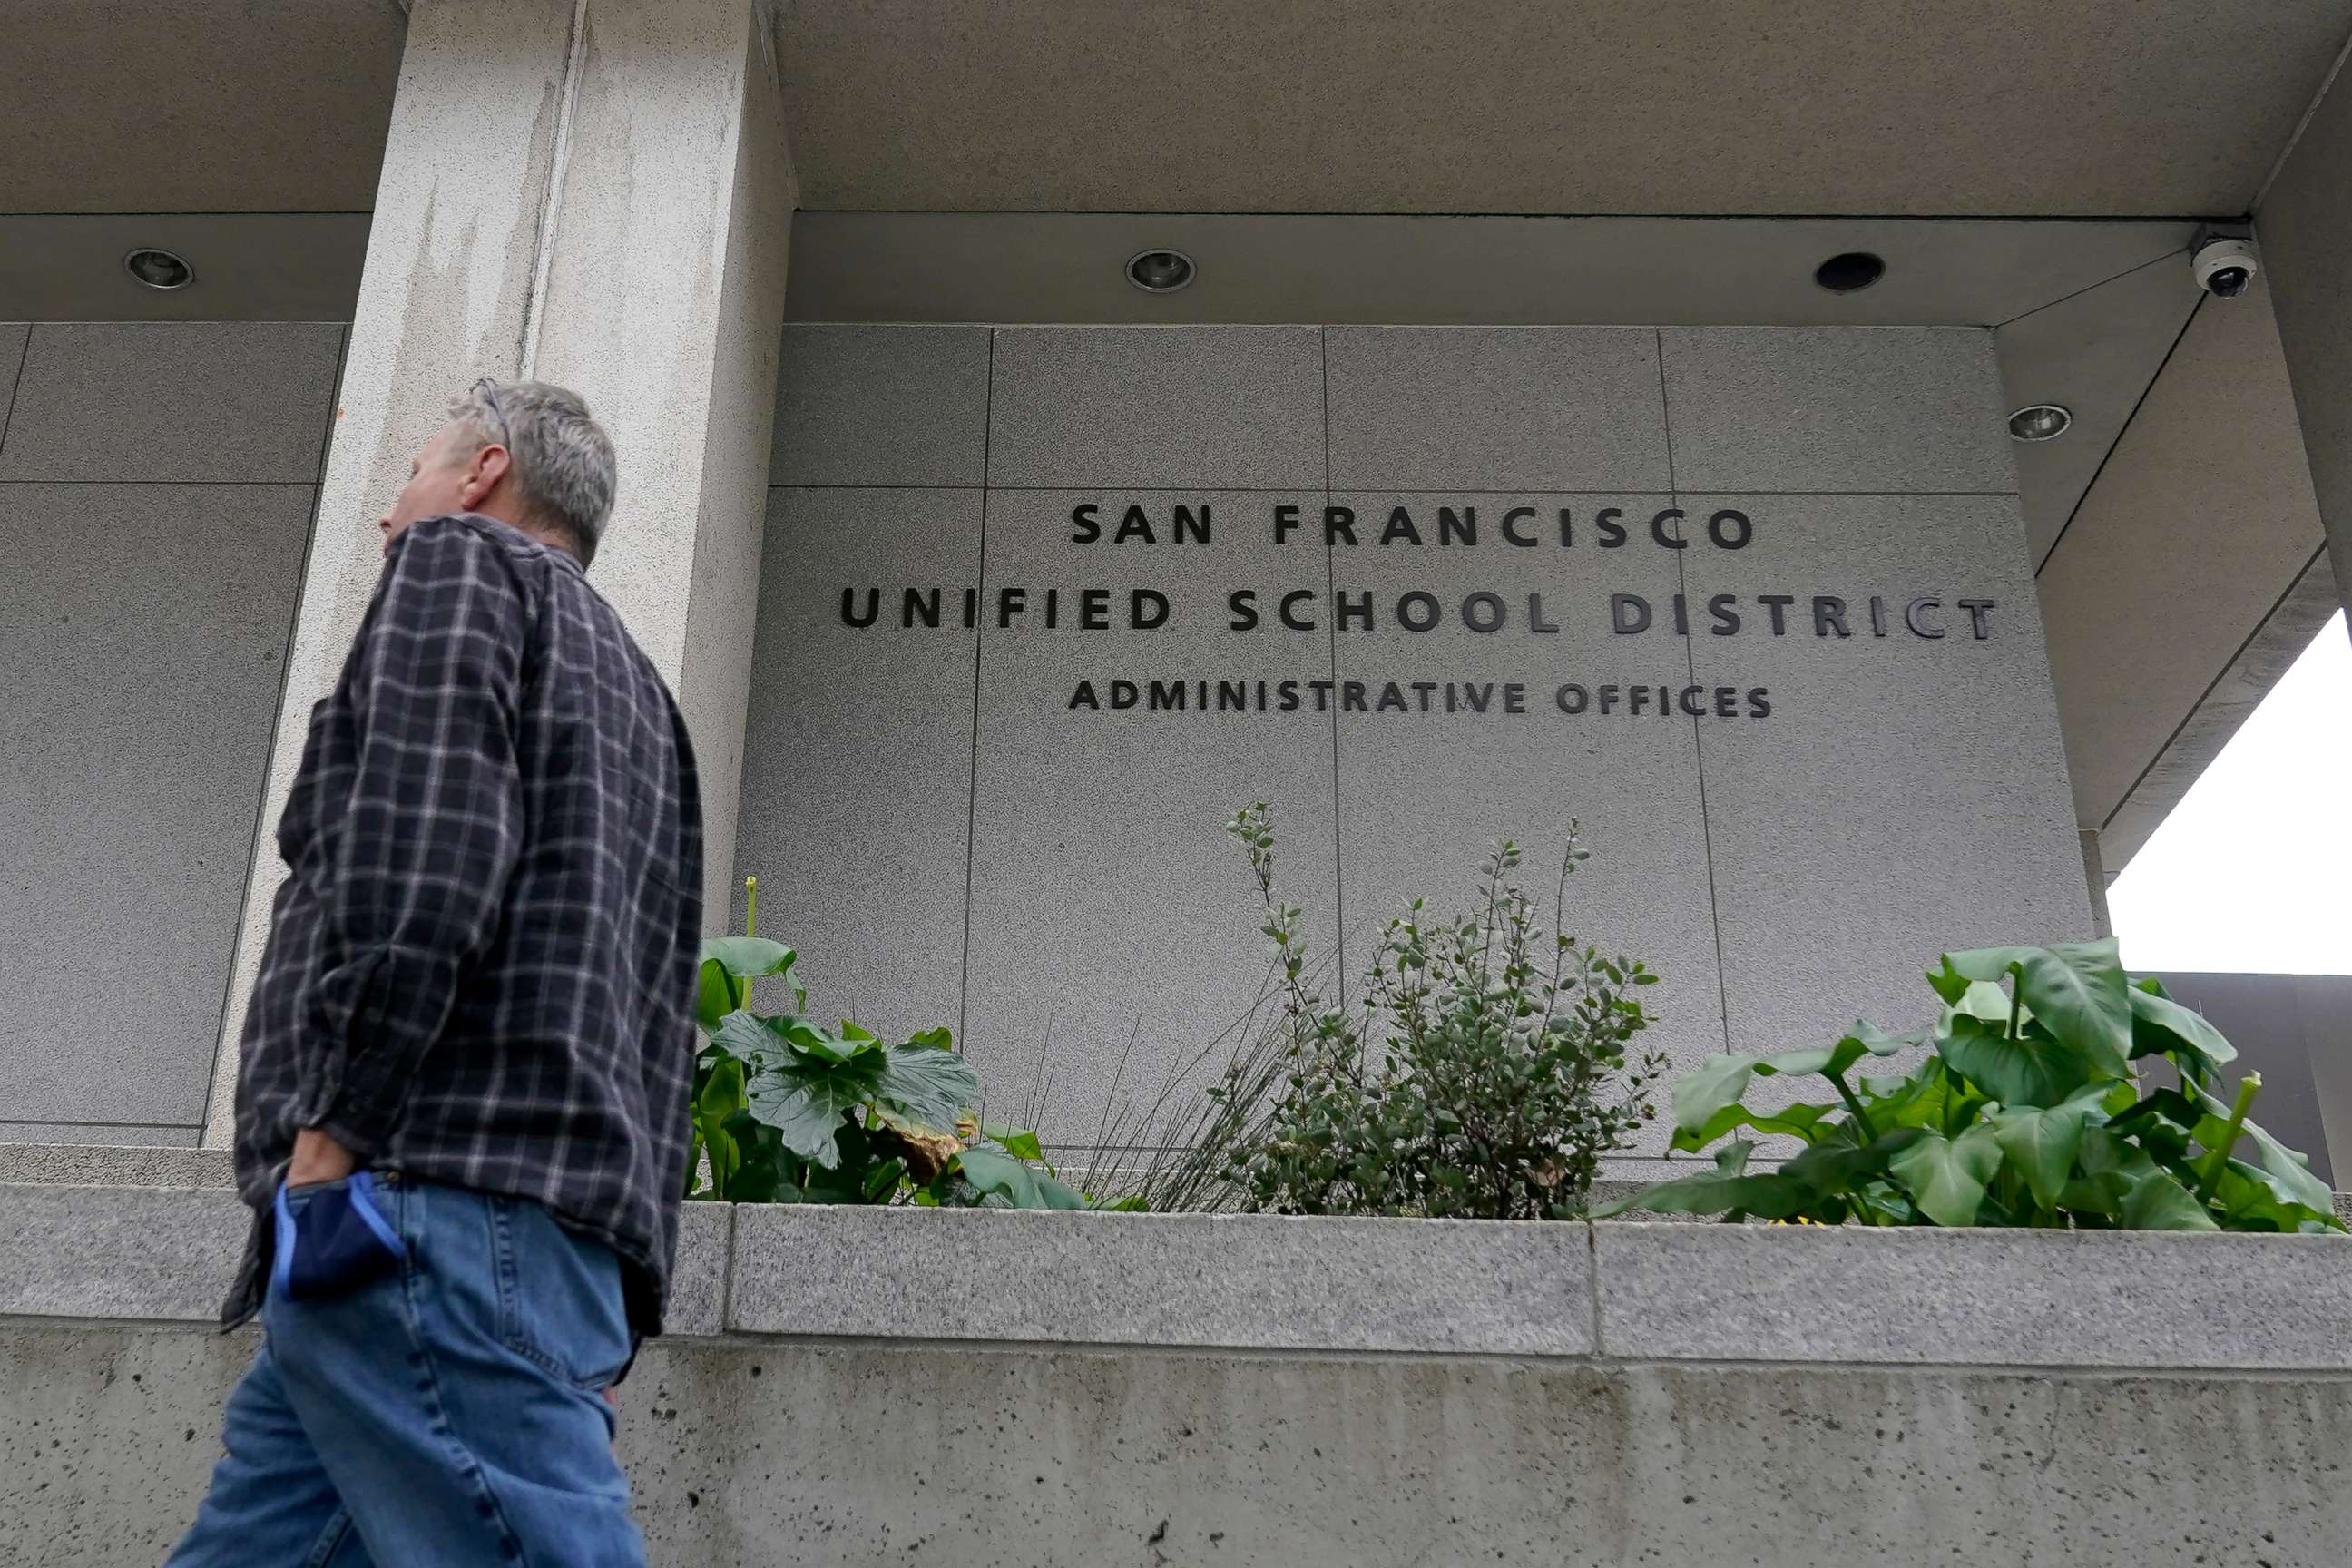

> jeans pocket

[{"left": 489, "top": 1197, "right": 632, "bottom": 1391}]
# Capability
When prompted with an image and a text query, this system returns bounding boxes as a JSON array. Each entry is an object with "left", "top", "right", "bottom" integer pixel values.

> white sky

[{"left": 2108, "top": 610, "right": 2352, "bottom": 974}]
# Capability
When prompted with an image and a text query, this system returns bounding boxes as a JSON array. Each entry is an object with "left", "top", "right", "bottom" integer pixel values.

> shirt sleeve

[{"left": 294, "top": 522, "right": 529, "bottom": 1159}]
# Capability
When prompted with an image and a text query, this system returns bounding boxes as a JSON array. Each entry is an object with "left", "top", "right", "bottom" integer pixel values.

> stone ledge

[
  {"left": 0, "top": 1144, "right": 236, "bottom": 1190},
  {"left": 8, "top": 1183, "right": 2349, "bottom": 1370},
  {"left": 0, "top": 1185, "right": 248, "bottom": 1322},
  {"left": 1592, "top": 1221, "right": 2352, "bottom": 1371},
  {"left": 729, "top": 1205, "right": 1592, "bottom": 1355}
]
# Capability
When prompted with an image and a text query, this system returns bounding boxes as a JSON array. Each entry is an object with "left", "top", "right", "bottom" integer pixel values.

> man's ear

[{"left": 459, "top": 444, "right": 513, "bottom": 512}]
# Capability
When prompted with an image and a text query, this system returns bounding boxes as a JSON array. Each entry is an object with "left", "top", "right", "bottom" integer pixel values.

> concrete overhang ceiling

[
  {"left": 1, "top": 0, "right": 408, "bottom": 216},
  {"left": 6, "top": 0, "right": 2352, "bottom": 220},
  {"left": 769, "top": 0, "right": 2352, "bottom": 217}
]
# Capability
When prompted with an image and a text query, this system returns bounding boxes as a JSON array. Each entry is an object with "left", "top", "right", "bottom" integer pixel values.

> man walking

[{"left": 169, "top": 381, "right": 703, "bottom": 1567}]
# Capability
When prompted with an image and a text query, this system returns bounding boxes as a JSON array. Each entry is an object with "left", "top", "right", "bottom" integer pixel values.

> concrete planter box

[
  {"left": 8, "top": 1180, "right": 2352, "bottom": 1566},
  {"left": 6, "top": 1180, "right": 2349, "bottom": 1369}
]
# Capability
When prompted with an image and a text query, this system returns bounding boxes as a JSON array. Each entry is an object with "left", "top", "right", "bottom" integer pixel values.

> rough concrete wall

[
  {"left": 0, "top": 320, "right": 340, "bottom": 1145},
  {"left": 2260, "top": 60, "right": 2352, "bottom": 637},
  {"left": 739, "top": 323, "right": 2092, "bottom": 1166},
  {"left": 6, "top": 1324, "right": 2347, "bottom": 1568}
]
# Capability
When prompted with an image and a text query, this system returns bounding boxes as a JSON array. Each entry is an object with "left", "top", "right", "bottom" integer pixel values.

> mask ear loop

[
  {"left": 345, "top": 1171, "right": 405, "bottom": 1259},
  {"left": 270, "top": 1183, "right": 298, "bottom": 1299}
]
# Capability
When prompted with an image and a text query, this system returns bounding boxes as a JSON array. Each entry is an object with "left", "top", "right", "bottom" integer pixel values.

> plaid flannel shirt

[{"left": 226, "top": 514, "right": 703, "bottom": 1339}]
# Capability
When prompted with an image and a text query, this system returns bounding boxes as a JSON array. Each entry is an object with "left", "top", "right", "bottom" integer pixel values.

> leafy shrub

[
  {"left": 1598, "top": 938, "right": 2343, "bottom": 1231},
  {"left": 1213, "top": 805, "right": 1666, "bottom": 1220},
  {"left": 689, "top": 878, "right": 1084, "bottom": 1209}
]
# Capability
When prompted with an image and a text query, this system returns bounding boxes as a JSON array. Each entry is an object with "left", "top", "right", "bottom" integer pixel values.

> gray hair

[{"left": 449, "top": 379, "right": 617, "bottom": 564}]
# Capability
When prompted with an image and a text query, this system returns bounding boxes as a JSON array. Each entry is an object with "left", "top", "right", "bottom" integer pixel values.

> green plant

[
  {"left": 690, "top": 877, "right": 1086, "bottom": 1209},
  {"left": 1597, "top": 937, "right": 2344, "bottom": 1232},
  {"left": 1212, "top": 805, "right": 1667, "bottom": 1220}
]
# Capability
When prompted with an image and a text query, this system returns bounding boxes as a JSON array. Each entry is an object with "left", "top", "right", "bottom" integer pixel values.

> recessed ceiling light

[
  {"left": 2007, "top": 404, "right": 2073, "bottom": 442},
  {"left": 123, "top": 248, "right": 195, "bottom": 290},
  {"left": 1814, "top": 251, "right": 1886, "bottom": 293},
  {"left": 1126, "top": 249, "right": 1195, "bottom": 293}
]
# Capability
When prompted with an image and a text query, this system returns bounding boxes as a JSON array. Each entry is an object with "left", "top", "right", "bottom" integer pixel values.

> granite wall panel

[
  {"left": 1679, "top": 492, "right": 2089, "bottom": 1057},
  {"left": 1326, "top": 493, "right": 1724, "bottom": 1156},
  {"left": 769, "top": 324, "right": 990, "bottom": 487},
  {"left": 733, "top": 488, "right": 983, "bottom": 1041},
  {"left": 736, "top": 323, "right": 2084, "bottom": 1167},
  {"left": 0, "top": 322, "right": 340, "bottom": 484},
  {"left": 0, "top": 321, "right": 338, "bottom": 1144},
  {"left": 959, "top": 490, "right": 1339, "bottom": 1146},
  {"left": 0, "top": 483, "right": 315, "bottom": 1126}
]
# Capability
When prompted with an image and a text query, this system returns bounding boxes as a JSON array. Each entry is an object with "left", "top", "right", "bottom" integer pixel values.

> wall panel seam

[
  {"left": 0, "top": 1120, "right": 202, "bottom": 1128},
  {"left": 0, "top": 325, "right": 32, "bottom": 461},
  {"left": 1656, "top": 328, "right": 1734, "bottom": 1059},
  {"left": 956, "top": 334, "right": 996, "bottom": 1051},
  {"left": 2033, "top": 294, "right": 2204, "bottom": 578},
  {"left": 198, "top": 324, "right": 351, "bottom": 1137},
  {"left": 1320, "top": 327, "right": 1347, "bottom": 1006}
]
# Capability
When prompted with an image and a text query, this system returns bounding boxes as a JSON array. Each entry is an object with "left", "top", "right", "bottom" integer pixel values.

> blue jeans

[{"left": 168, "top": 1176, "right": 646, "bottom": 1567}]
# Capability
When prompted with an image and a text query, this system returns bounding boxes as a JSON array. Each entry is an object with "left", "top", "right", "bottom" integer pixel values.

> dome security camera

[{"left": 2192, "top": 233, "right": 2259, "bottom": 299}]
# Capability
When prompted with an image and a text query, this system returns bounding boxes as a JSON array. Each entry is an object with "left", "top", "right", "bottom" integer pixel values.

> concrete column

[
  {"left": 2079, "top": 829, "right": 2112, "bottom": 943},
  {"left": 2259, "top": 64, "right": 2352, "bottom": 639},
  {"left": 202, "top": 0, "right": 795, "bottom": 1146}
]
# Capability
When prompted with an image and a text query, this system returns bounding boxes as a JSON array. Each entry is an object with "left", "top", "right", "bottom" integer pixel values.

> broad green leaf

[
  {"left": 1946, "top": 979, "right": 2017, "bottom": 1025},
  {"left": 2058, "top": 1175, "right": 2122, "bottom": 1218},
  {"left": 2075, "top": 1124, "right": 2160, "bottom": 1184},
  {"left": 2185, "top": 1079, "right": 2334, "bottom": 1214},
  {"left": 695, "top": 959, "right": 736, "bottom": 1034},
  {"left": 1089, "top": 1193, "right": 1150, "bottom": 1212},
  {"left": 1887, "top": 1123, "right": 2002, "bottom": 1227},
  {"left": 1589, "top": 1167, "right": 1810, "bottom": 1220},
  {"left": 2109, "top": 1086, "right": 2203, "bottom": 1133},
  {"left": 2119, "top": 1169, "right": 2220, "bottom": 1231},
  {"left": 875, "top": 1040, "right": 981, "bottom": 1133},
  {"left": 907, "top": 1026, "right": 955, "bottom": 1052},
  {"left": 1779, "top": 1128, "right": 1916, "bottom": 1196},
  {"left": 700, "top": 936, "right": 798, "bottom": 980},
  {"left": 790, "top": 1024, "right": 872, "bottom": 1066},
  {"left": 1850, "top": 1185, "right": 1921, "bottom": 1225},
  {"left": 715, "top": 1010, "right": 877, "bottom": 1067},
  {"left": 1943, "top": 940, "right": 2132, "bottom": 1078},
  {"left": 983, "top": 1123, "right": 1046, "bottom": 1162},
  {"left": 697, "top": 1054, "right": 747, "bottom": 1119},
  {"left": 1758, "top": 1023, "right": 1912, "bottom": 1083},
  {"left": 728, "top": 1154, "right": 791, "bottom": 1203},
  {"left": 1865, "top": 1058, "right": 1980, "bottom": 1133},
  {"left": 861, "top": 1157, "right": 908, "bottom": 1202},
  {"left": 2210, "top": 1161, "right": 2332, "bottom": 1232},
  {"left": 1936, "top": 1012, "right": 2101, "bottom": 1109},
  {"left": 1926, "top": 954, "right": 1974, "bottom": 1005},
  {"left": 744, "top": 1050, "right": 887, "bottom": 1166},
  {"left": 1671, "top": 1053, "right": 1759, "bottom": 1136},
  {"left": 957, "top": 1146, "right": 1086, "bottom": 1210},
  {"left": 1990, "top": 1089, "right": 2103, "bottom": 1209},
  {"left": 1668, "top": 1100, "right": 1838, "bottom": 1155},
  {"left": 2126, "top": 985, "right": 2237, "bottom": 1082}
]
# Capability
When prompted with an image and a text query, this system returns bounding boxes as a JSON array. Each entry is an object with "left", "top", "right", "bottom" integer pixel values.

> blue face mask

[{"left": 270, "top": 1170, "right": 407, "bottom": 1302}]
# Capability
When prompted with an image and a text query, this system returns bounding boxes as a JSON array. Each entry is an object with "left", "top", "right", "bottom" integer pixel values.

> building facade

[
  {"left": 5, "top": 1, "right": 2351, "bottom": 1162},
  {"left": 13, "top": 6, "right": 2352, "bottom": 1565}
]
